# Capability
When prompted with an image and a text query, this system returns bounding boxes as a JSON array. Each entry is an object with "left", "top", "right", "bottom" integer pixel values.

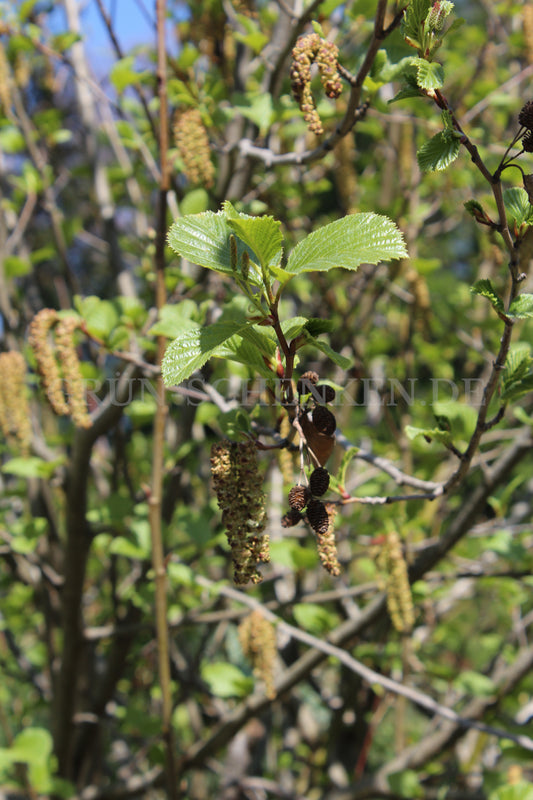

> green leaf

[
  {"left": 285, "top": 214, "right": 407, "bottom": 275},
  {"left": 223, "top": 201, "right": 283, "bottom": 268},
  {"left": 161, "top": 321, "right": 250, "bottom": 386},
  {"left": 417, "top": 131, "right": 460, "bottom": 171},
  {"left": 51, "top": 32, "right": 81, "bottom": 52},
  {"left": 147, "top": 301, "right": 200, "bottom": 338},
  {"left": 453, "top": 670, "right": 496, "bottom": 698},
  {"left": 388, "top": 769, "right": 424, "bottom": 798},
  {"left": 233, "top": 93, "right": 275, "bottom": 137},
  {"left": 413, "top": 58, "right": 445, "bottom": 89},
  {"left": 293, "top": 603, "right": 336, "bottom": 634},
  {"left": 2, "top": 457, "right": 63, "bottom": 479},
  {"left": 503, "top": 187, "right": 533, "bottom": 227},
  {"left": 201, "top": 662, "right": 253, "bottom": 698},
  {"left": 502, "top": 344, "right": 533, "bottom": 401},
  {"left": 110, "top": 56, "right": 146, "bottom": 93},
  {"left": 508, "top": 293, "right": 533, "bottom": 320},
  {"left": 304, "top": 318, "right": 335, "bottom": 336},
  {"left": 167, "top": 210, "right": 263, "bottom": 285},
  {"left": 180, "top": 188, "right": 210, "bottom": 216},
  {"left": 218, "top": 327, "right": 276, "bottom": 378},
  {"left": 489, "top": 783, "right": 533, "bottom": 800},
  {"left": 301, "top": 333, "right": 353, "bottom": 369},
  {"left": 336, "top": 447, "right": 359, "bottom": 489},
  {"left": 470, "top": 279, "right": 504, "bottom": 314},
  {"left": 4, "top": 255, "right": 31, "bottom": 277},
  {"left": 405, "top": 425, "right": 452, "bottom": 446},
  {"left": 433, "top": 400, "right": 477, "bottom": 440}
]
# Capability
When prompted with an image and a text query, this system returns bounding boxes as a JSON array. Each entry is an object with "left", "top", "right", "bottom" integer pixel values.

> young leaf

[
  {"left": 405, "top": 425, "right": 452, "bottom": 446},
  {"left": 417, "top": 131, "right": 460, "bottom": 171},
  {"left": 503, "top": 188, "right": 533, "bottom": 227},
  {"left": 508, "top": 293, "right": 533, "bottom": 320},
  {"left": 167, "top": 211, "right": 262, "bottom": 285},
  {"left": 413, "top": 58, "right": 444, "bottom": 90},
  {"left": 470, "top": 279, "right": 504, "bottom": 314},
  {"left": 224, "top": 205, "right": 284, "bottom": 268},
  {"left": 501, "top": 344, "right": 533, "bottom": 401},
  {"left": 161, "top": 321, "right": 250, "bottom": 386},
  {"left": 336, "top": 446, "right": 359, "bottom": 489},
  {"left": 285, "top": 213, "right": 407, "bottom": 275}
]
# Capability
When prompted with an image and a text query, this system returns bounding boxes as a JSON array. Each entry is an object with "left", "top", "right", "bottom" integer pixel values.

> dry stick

[{"left": 148, "top": 3, "right": 178, "bottom": 799}]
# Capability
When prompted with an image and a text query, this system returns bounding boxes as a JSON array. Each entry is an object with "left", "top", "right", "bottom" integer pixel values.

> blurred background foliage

[{"left": 0, "top": 0, "right": 533, "bottom": 798}]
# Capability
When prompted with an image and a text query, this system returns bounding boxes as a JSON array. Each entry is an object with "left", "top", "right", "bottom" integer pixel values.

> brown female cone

[
  {"left": 309, "top": 466, "right": 330, "bottom": 497},
  {"left": 0, "top": 352, "right": 31, "bottom": 453},
  {"left": 281, "top": 508, "right": 302, "bottom": 528},
  {"left": 288, "top": 484, "right": 311, "bottom": 511},
  {"left": 210, "top": 439, "right": 269, "bottom": 585},
  {"left": 519, "top": 100, "right": 533, "bottom": 131},
  {"left": 306, "top": 497, "right": 329, "bottom": 535},
  {"left": 55, "top": 316, "right": 92, "bottom": 429},
  {"left": 28, "top": 309, "right": 70, "bottom": 416},
  {"left": 312, "top": 405, "right": 337, "bottom": 436}
]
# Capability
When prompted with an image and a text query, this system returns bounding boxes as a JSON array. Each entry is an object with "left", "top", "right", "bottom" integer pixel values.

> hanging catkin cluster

[
  {"left": 290, "top": 33, "right": 342, "bottom": 135},
  {"left": 210, "top": 439, "right": 270, "bottom": 585},
  {"left": 238, "top": 609, "right": 277, "bottom": 699},
  {"left": 373, "top": 530, "right": 415, "bottom": 633},
  {"left": 28, "top": 309, "right": 92, "bottom": 429},
  {"left": 173, "top": 108, "right": 215, "bottom": 188},
  {"left": 0, "top": 351, "right": 31, "bottom": 453}
]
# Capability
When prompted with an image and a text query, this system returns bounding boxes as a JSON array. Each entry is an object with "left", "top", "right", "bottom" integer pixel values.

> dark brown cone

[
  {"left": 288, "top": 484, "right": 311, "bottom": 511},
  {"left": 281, "top": 508, "right": 302, "bottom": 528},
  {"left": 312, "top": 405, "right": 336, "bottom": 436},
  {"left": 519, "top": 100, "right": 533, "bottom": 130},
  {"left": 306, "top": 498, "right": 329, "bottom": 534},
  {"left": 317, "top": 384, "right": 336, "bottom": 404},
  {"left": 309, "top": 467, "right": 330, "bottom": 497}
]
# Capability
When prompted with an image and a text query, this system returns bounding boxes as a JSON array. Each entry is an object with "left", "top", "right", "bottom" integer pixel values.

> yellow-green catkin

[
  {"left": 238, "top": 609, "right": 277, "bottom": 699},
  {"left": 28, "top": 309, "right": 70, "bottom": 416},
  {"left": 315, "top": 502, "right": 341, "bottom": 577},
  {"left": 210, "top": 440, "right": 270, "bottom": 585},
  {"left": 374, "top": 530, "right": 415, "bottom": 634},
  {"left": 290, "top": 34, "right": 342, "bottom": 135},
  {"left": 55, "top": 316, "right": 92, "bottom": 429},
  {"left": 278, "top": 412, "right": 294, "bottom": 486},
  {"left": 0, "top": 351, "right": 31, "bottom": 453},
  {"left": 173, "top": 108, "right": 215, "bottom": 188}
]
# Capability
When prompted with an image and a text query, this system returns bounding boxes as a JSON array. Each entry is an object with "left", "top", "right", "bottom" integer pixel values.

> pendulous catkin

[
  {"left": 210, "top": 439, "right": 270, "bottom": 585},
  {"left": 173, "top": 108, "right": 215, "bottom": 188},
  {"left": 29, "top": 309, "right": 92, "bottom": 428},
  {"left": 29, "top": 309, "right": 70, "bottom": 416},
  {"left": 290, "top": 34, "right": 342, "bottom": 135},
  {"left": 55, "top": 316, "right": 92, "bottom": 429},
  {"left": 0, "top": 351, "right": 31, "bottom": 453},
  {"left": 239, "top": 609, "right": 277, "bottom": 699},
  {"left": 373, "top": 529, "right": 415, "bottom": 634}
]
